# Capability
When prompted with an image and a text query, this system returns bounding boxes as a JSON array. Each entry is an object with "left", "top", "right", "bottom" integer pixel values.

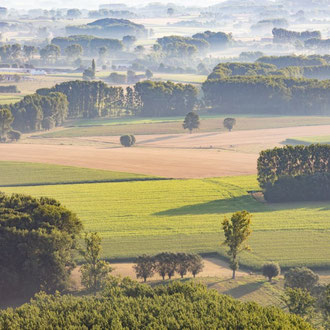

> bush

[
  {"left": 120, "top": 134, "right": 136, "bottom": 147},
  {"left": 7, "top": 129, "right": 21, "bottom": 142},
  {"left": 263, "top": 262, "right": 281, "bottom": 282},
  {"left": 284, "top": 267, "right": 319, "bottom": 291}
]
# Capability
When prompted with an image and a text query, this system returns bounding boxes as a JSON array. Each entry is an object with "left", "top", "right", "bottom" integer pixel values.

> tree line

[
  {"left": 202, "top": 75, "right": 330, "bottom": 115},
  {"left": 257, "top": 145, "right": 330, "bottom": 202},
  {"left": 134, "top": 253, "right": 204, "bottom": 282}
]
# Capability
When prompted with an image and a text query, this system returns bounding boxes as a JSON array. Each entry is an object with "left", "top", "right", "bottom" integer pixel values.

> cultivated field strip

[{"left": 2, "top": 175, "right": 329, "bottom": 270}]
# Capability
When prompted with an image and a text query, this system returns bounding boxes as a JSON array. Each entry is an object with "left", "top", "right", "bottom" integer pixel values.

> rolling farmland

[{"left": 2, "top": 173, "right": 329, "bottom": 270}]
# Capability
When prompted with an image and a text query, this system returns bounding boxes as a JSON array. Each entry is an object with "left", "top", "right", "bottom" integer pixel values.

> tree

[
  {"left": 98, "top": 47, "right": 108, "bottom": 62},
  {"left": 223, "top": 118, "right": 236, "bottom": 132},
  {"left": 133, "top": 255, "right": 155, "bottom": 282},
  {"left": 176, "top": 253, "right": 190, "bottom": 278},
  {"left": 0, "top": 108, "right": 13, "bottom": 141},
  {"left": 188, "top": 254, "right": 204, "bottom": 278},
  {"left": 262, "top": 262, "right": 280, "bottom": 282},
  {"left": 281, "top": 288, "right": 315, "bottom": 319},
  {"left": 120, "top": 134, "right": 135, "bottom": 147},
  {"left": 284, "top": 267, "right": 319, "bottom": 291},
  {"left": 0, "top": 193, "right": 83, "bottom": 299},
  {"left": 40, "top": 44, "right": 61, "bottom": 63},
  {"left": 42, "top": 117, "right": 55, "bottom": 130},
  {"left": 222, "top": 211, "right": 252, "bottom": 279},
  {"left": 65, "top": 44, "right": 83, "bottom": 60},
  {"left": 80, "top": 232, "right": 112, "bottom": 294},
  {"left": 320, "top": 284, "right": 330, "bottom": 327},
  {"left": 23, "top": 45, "right": 37, "bottom": 61},
  {"left": 183, "top": 112, "right": 200, "bottom": 133},
  {"left": 122, "top": 35, "right": 136, "bottom": 51},
  {"left": 167, "top": 8, "right": 174, "bottom": 16}
]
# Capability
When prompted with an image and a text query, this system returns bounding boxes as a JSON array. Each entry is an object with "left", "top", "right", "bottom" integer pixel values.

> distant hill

[{"left": 66, "top": 18, "right": 148, "bottom": 39}]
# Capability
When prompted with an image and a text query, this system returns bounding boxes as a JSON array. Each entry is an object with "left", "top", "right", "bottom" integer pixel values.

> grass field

[
  {"left": 38, "top": 116, "right": 330, "bottom": 138},
  {"left": 0, "top": 162, "right": 154, "bottom": 186},
  {"left": 2, "top": 174, "right": 329, "bottom": 270},
  {"left": 286, "top": 136, "right": 330, "bottom": 145}
]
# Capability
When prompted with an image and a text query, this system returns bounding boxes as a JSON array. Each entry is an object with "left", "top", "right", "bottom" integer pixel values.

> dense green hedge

[
  {"left": 257, "top": 144, "right": 330, "bottom": 188},
  {"left": 0, "top": 279, "right": 311, "bottom": 329},
  {"left": 264, "top": 173, "right": 330, "bottom": 202}
]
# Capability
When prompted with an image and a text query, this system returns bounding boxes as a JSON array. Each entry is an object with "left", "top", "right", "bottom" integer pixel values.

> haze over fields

[{"left": 0, "top": 0, "right": 329, "bottom": 327}]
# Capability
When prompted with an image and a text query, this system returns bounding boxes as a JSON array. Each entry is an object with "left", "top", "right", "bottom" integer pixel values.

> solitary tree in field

[
  {"left": 183, "top": 112, "right": 200, "bottom": 133},
  {"left": 223, "top": 118, "right": 236, "bottom": 132},
  {"left": 263, "top": 262, "right": 281, "bottom": 282},
  {"left": 120, "top": 134, "right": 136, "bottom": 147},
  {"left": 80, "top": 232, "right": 112, "bottom": 294},
  {"left": 222, "top": 211, "right": 252, "bottom": 279},
  {"left": 133, "top": 255, "right": 155, "bottom": 282}
]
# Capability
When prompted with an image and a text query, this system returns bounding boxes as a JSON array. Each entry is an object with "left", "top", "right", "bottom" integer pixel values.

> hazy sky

[{"left": 4, "top": 0, "right": 226, "bottom": 10}]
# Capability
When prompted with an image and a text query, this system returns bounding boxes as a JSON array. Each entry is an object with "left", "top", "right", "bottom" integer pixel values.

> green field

[
  {"left": 2, "top": 174, "right": 329, "bottom": 270},
  {"left": 0, "top": 162, "right": 154, "bottom": 186},
  {"left": 0, "top": 94, "right": 23, "bottom": 105},
  {"left": 286, "top": 136, "right": 330, "bottom": 145},
  {"left": 39, "top": 116, "right": 330, "bottom": 138}
]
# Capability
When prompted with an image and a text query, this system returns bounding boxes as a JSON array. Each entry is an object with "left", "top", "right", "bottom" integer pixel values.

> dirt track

[{"left": 1, "top": 125, "right": 329, "bottom": 178}]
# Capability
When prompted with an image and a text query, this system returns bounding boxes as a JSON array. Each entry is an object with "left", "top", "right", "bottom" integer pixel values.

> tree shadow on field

[
  {"left": 153, "top": 196, "right": 261, "bottom": 216},
  {"left": 223, "top": 281, "right": 265, "bottom": 299},
  {"left": 153, "top": 195, "right": 330, "bottom": 217}
]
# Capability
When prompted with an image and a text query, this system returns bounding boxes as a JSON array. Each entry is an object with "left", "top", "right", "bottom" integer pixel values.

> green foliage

[
  {"left": 222, "top": 211, "right": 252, "bottom": 279},
  {"left": 120, "top": 134, "right": 135, "bottom": 147},
  {"left": 2, "top": 91, "right": 68, "bottom": 133},
  {"left": 223, "top": 117, "right": 236, "bottom": 131},
  {"left": 0, "top": 192, "right": 83, "bottom": 299},
  {"left": 257, "top": 144, "right": 330, "bottom": 188},
  {"left": 135, "top": 80, "right": 198, "bottom": 117},
  {"left": 0, "top": 107, "right": 13, "bottom": 141},
  {"left": 183, "top": 111, "right": 200, "bottom": 133},
  {"left": 203, "top": 75, "right": 330, "bottom": 115},
  {"left": 40, "top": 44, "right": 60, "bottom": 63},
  {"left": 38, "top": 81, "right": 124, "bottom": 119},
  {"left": 284, "top": 267, "right": 319, "bottom": 291},
  {"left": 281, "top": 288, "right": 316, "bottom": 318},
  {"left": 257, "top": 54, "right": 325, "bottom": 68},
  {"left": 80, "top": 232, "right": 112, "bottom": 293},
  {"left": 264, "top": 173, "right": 330, "bottom": 202},
  {"left": 192, "top": 31, "right": 232, "bottom": 50},
  {"left": 157, "top": 35, "right": 209, "bottom": 57},
  {"left": 133, "top": 255, "right": 155, "bottom": 282},
  {"left": 0, "top": 280, "right": 311, "bottom": 329},
  {"left": 262, "top": 262, "right": 281, "bottom": 282},
  {"left": 53, "top": 35, "right": 123, "bottom": 56}
]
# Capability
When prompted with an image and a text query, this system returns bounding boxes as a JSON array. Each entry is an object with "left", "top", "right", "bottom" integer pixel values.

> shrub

[
  {"left": 7, "top": 129, "right": 21, "bottom": 142},
  {"left": 263, "top": 262, "right": 281, "bottom": 282},
  {"left": 120, "top": 134, "right": 136, "bottom": 147}
]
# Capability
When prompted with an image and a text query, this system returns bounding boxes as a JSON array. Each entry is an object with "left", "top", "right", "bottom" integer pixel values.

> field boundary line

[{"left": 0, "top": 177, "right": 173, "bottom": 188}]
